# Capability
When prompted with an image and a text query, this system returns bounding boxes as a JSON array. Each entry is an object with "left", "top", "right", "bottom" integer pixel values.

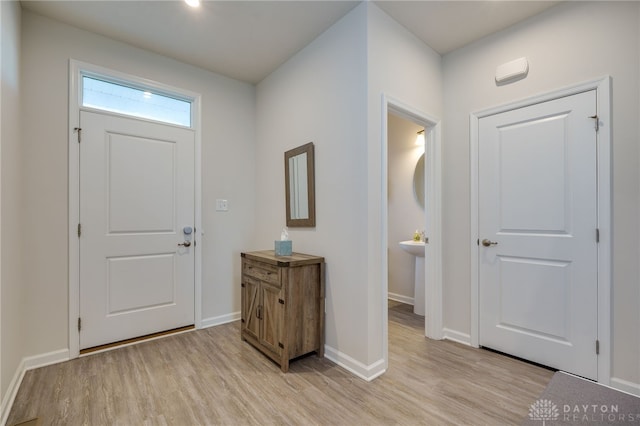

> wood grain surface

[{"left": 7, "top": 301, "right": 552, "bottom": 425}]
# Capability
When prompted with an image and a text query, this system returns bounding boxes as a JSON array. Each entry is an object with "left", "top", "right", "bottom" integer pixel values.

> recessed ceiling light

[{"left": 185, "top": 0, "right": 200, "bottom": 8}]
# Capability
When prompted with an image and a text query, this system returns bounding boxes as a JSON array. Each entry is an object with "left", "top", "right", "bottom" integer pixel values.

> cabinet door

[
  {"left": 242, "top": 277, "right": 260, "bottom": 341},
  {"left": 261, "top": 282, "right": 284, "bottom": 356}
]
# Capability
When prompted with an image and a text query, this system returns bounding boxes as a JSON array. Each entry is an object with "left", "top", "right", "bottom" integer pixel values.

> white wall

[
  {"left": 256, "top": 3, "right": 370, "bottom": 368},
  {"left": 1, "top": 0, "right": 23, "bottom": 404},
  {"left": 255, "top": 2, "right": 442, "bottom": 376},
  {"left": 387, "top": 113, "right": 424, "bottom": 301},
  {"left": 20, "top": 10, "right": 256, "bottom": 357},
  {"left": 442, "top": 1, "right": 640, "bottom": 386}
]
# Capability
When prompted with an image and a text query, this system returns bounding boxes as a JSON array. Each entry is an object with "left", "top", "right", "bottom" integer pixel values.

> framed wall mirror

[{"left": 285, "top": 142, "right": 316, "bottom": 227}]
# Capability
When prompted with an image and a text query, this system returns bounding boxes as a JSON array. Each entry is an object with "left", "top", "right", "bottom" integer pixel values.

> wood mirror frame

[{"left": 285, "top": 142, "right": 316, "bottom": 227}]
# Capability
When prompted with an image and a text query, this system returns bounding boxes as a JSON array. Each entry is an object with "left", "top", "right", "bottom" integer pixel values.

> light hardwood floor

[{"left": 7, "top": 302, "right": 553, "bottom": 425}]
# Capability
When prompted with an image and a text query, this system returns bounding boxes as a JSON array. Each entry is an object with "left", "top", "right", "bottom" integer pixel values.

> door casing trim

[
  {"left": 68, "top": 59, "right": 203, "bottom": 358},
  {"left": 469, "top": 76, "right": 612, "bottom": 384}
]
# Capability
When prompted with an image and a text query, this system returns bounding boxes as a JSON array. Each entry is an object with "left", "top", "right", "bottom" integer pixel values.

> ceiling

[{"left": 20, "top": 0, "right": 561, "bottom": 84}]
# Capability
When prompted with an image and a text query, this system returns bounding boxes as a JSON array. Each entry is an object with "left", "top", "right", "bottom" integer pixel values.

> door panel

[
  {"left": 498, "top": 114, "right": 569, "bottom": 233},
  {"left": 497, "top": 256, "right": 571, "bottom": 340},
  {"left": 243, "top": 278, "right": 260, "bottom": 341},
  {"left": 80, "top": 111, "right": 195, "bottom": 349},
  {"left": 107, "top": 254, "right": 176, "bottom": 314},
  {"left": 107, "top": 134, "right": 176, "bottom": 233},
  {"left": 261, "top": 283, "right": 283, "bottom": 356},
  {"left": 479, "top": 90, "right": 598, "bottom": 380}
]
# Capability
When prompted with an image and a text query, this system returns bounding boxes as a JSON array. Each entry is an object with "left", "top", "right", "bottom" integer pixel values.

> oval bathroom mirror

[
  {"left": 285, "top": 142, "right": 316, "bottom": 227},
  {"left": 413, "top": 153, "right": 425, "bottom": 209}
]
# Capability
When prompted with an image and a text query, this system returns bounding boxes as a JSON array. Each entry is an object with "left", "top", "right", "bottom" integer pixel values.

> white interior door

[
  {"left": 79, "top": 110, "right": 195, "bottom": 350},
  {"left": 478, "top": 90, "right": 598, "bottom": 380}
]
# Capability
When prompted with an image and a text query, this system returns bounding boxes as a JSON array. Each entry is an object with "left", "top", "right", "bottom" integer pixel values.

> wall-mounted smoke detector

[{"left": 495, "top": 57, "right": 529, "bottom": 85}]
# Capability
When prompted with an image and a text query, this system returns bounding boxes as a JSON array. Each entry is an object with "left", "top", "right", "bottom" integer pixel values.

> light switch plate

[{"left": 216, "top": 199, "right": 228, "bottom": 211}]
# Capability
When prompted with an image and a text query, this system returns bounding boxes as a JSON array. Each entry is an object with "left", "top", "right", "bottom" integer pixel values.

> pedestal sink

[{"left": 399, "top": 240, "right": 426, "bottom": 316}]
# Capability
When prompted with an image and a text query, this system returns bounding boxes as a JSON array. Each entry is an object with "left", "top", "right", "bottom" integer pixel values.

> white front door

[
  {"left": 79, "top": 110, "right": 195, "bottom": 350},
  {"left": 479, "top": 90, "right": 598, "bottom": 380}
]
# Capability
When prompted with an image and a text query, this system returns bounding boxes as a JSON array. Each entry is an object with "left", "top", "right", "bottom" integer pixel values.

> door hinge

[
  {"left": 77, "top": 223, "right": 82, "bottom": 237},
  {"left": 74, "top": 127, "right": 82, "bottom": 143},
  {"left": 596, "top": 339, "right": 600, "bottom": 355},
  {"left": 596, "top": 228, "right": 600, "bottom": 243},
  {"left": 278, "top": 342, "right": 284, "bottom": 349},
  {"left": 77, "top": 317, "right": 82, "bottom": 332},
  {"left": 589, "top": 115, "right": 599, "bottom": 132}
]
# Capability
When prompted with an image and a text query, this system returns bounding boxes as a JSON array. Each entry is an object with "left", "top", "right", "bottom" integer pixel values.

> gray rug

[{"left": 522, "top": 372, "right": 640, "bottom": 425}]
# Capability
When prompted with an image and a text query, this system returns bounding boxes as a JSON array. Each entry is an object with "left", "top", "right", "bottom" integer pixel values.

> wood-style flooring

[{"left": 7, "top": 302, "right": 553, "bottom": 425}]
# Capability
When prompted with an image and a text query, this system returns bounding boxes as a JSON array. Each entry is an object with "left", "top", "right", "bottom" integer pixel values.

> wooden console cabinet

[{"left": 240, "top": 250, "right": 325, "bottom": 372}]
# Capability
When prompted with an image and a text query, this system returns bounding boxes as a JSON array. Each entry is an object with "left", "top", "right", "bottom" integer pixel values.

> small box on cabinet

[{"left": 274, "top": 240, "right": 292, "bottom": 256}]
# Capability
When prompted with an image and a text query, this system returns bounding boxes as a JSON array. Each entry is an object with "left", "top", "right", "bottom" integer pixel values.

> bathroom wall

[
  {"left": 387, "top": 113, "right": 425, "bottom": 303},
  {"left": 442, "top": 1, "right": 640, "bottom": 389},
  {"left": 1, "top": 0, "right": 23, "bottom": 405},
  {"left": 19, "top": 9, "right": 256, "bottom": 358}
]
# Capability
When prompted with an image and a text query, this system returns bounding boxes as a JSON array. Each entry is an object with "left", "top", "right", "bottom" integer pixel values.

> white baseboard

[
  {"left": 387, "top": 293, "right": 414, "bottom": 305},
  {"left": 201, "top": 311, "right": 240, "bottom": 329},
  {"left": 610, "top": 377, "right": 640, "bottom": 396},
  {"left": 442, "top": 328, "right": 472, "bottom": 346},
  {"left": 1, "top": 358, "right": 26, "bottom": 426},
  {"left": 23, "top": 348, "right": 69, "bottom": 370},
  {"left": 323, "top": 345, "right": 386, "bottom": 382},
  {"left": 1, "top": 349, "right": 69, "bottom": 426}
]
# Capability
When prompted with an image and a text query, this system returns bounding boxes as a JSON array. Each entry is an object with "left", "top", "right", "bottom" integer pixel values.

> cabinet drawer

[{"left": 243, "top": 260, "right": 280, "bottom": 286}]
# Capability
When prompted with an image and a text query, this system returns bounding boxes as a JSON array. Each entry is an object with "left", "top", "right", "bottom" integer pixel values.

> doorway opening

[
  {"left": 387, "top": 113, "right": 426, "bottom": 314},
  {"left": 382, "top": 96, "right": 442, "bottom": 370}
]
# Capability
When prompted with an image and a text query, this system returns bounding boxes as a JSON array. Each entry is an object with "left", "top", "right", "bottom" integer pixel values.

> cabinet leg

[{"left": 280, "top": 360, "right": 289, "bottom": 373}]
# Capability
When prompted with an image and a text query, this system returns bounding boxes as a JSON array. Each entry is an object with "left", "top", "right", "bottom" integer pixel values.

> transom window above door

[{"left": 81, "top": 75, "right": 192, "bottom": 128}]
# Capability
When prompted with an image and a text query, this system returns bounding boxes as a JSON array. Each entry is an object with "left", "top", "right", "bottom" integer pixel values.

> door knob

[
  {"left": 178, "top": 241, "right": 192, "bottom": 247},
  {"left": 481, "top": 239, "right": 498, "bottom": 247}
]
